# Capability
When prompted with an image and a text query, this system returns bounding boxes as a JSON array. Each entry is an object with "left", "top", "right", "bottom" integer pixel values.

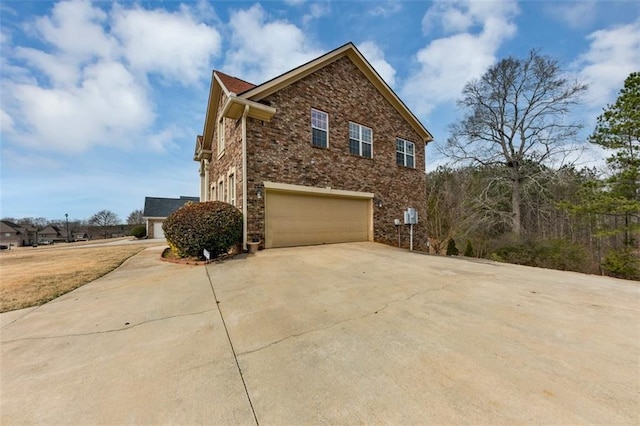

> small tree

[
  {"left": 446, "top": 239, "right": 459, "bottom": 256},
  {"left": 464, "top": 240, "right": 474, "bottom": 257},
  {"left": 89, "top": 210, "right": 120, "bottom": 239},
  {"left": 127, "top": 209, "right": 144, "bottom": 225},
  {"left": 163, "top": 201, "right": 242, "bottom": 259}
]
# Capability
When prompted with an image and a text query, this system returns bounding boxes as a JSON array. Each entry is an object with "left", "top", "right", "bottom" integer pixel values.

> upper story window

[
  {"left": 217, "top": 118, "right": 225, "bottom": 155},
  {"left": 311, "top": 108, "right": 328, "bottom": 148},
  {"left": 396, "top": 138, "right": 415, "bottom": 168},
  {"left": 349, "top": 122, "right": 372, "bottom": 158}
]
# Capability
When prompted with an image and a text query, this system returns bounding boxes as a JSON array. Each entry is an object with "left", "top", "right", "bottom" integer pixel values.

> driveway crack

[{"left": 0, "top": 309, "right": 216, "bottom": 344}]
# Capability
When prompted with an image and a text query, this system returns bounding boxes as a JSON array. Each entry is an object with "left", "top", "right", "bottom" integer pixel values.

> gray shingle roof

[{"left": 143, "top": 196, "right": 199, "bottom": 218}]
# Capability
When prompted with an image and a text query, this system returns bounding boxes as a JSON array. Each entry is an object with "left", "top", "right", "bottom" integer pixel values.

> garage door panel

[
  {"left": 265, "top": 191, "right": 370, "bottom": 248},
  {"left": 153, "top": 221, "right": 165, "bottom": 239}
]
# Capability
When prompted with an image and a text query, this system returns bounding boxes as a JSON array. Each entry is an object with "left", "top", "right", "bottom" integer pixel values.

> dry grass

[{"left": 0, "top": 243, "right": 151, "bottom": 312}]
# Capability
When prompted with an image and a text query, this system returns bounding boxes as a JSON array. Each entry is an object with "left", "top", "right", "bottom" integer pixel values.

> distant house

[
  {"left": 143, "top": 196, "right": 199, "bottom": 239},
  {"left": 39, "top": 225, "right": 68, "bottom": 243},
  {"left": 0, "top": 221, "right": 37, "bottom": 247}
]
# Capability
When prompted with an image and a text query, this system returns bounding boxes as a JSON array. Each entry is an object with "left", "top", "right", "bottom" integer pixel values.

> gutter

[{"left": 241, "top": 104, "right": 250, "bottom": 251}]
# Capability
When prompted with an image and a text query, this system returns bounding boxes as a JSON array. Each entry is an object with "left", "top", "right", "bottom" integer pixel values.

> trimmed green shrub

[
  {"left": 163, "top": 201, "right": 242, "bottom": 259},
  {"left": 130, "top": 225, "right": 147, "bottom": 238},
  {"left": 464, "top": 240, "right": 474, "bottom": 257},
  {"left": 446, "top": 239, "right": 459, "bottom": 256},
  {"left": 602, "top": 248, "right": 640, "bottom": 280}
]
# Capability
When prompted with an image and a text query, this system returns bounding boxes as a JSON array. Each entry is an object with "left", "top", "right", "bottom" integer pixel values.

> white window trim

[
  {"left": 349, "top": 122, "right": 373, "bottom": 158},
  {"left": 218, "top": 178, "right": 225, "bottom": 202},
  {"left": 227, "top": 168, "right": 236, "bottom": 206},
  {"left": 217, "top": 118, "right": 225, "bottom": 157},
  {"left": 396, "top": 138, "right": 416, "bottom": 168},
  {"left": 311, "top": 108, "right": 329, "bottom": 148}
]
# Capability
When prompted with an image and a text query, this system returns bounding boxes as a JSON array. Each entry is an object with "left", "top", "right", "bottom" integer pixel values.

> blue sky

[{"left": 1, "top": 0, "right": 639, "bottom": 223}]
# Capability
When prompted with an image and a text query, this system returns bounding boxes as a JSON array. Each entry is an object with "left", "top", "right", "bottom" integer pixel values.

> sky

[{"left": 1, "top": 0, "right": 639, "bottom": 223}]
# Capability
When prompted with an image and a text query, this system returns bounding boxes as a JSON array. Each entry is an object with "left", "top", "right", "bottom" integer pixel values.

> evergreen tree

[{"left": 589, "top": 72, "right": 640, "bottom": 247}]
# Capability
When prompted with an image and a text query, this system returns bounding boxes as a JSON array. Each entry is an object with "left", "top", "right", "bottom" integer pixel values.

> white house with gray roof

[{"left": 142, "top": 196, "right": 199, "bottom": 239}]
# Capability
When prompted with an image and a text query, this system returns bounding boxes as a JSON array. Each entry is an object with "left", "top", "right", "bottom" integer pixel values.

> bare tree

[
  {"left": 127, "top": 209, "right": 144, "bottom": 225},
  {"left": 89, "top": 210, "right": 120, "bottom": 239},
  {"left": 443, "top": 50, "right": 587, "bottom": 235}
]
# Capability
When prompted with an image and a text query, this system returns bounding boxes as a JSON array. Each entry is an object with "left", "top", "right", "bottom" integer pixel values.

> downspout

[{"left": 241, "top": 104, "right": 250, "bottom": 251}]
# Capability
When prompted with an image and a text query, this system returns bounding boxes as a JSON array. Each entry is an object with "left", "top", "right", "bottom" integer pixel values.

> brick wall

[
  {"left": 245, "top": 56, "right": 429, "bottom": 250},
  {"left": 207, "top": 92, "right": 244, "bottom": 212}
]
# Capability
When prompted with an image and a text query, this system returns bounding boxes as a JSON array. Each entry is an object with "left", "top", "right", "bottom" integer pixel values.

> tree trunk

[{"left": 511, "top": 175, "right": 522, "bottom": 235}]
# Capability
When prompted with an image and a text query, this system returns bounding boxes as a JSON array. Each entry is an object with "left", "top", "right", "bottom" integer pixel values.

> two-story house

[{"left": 194, "top": 42, "right": 433, "bottom": 250}]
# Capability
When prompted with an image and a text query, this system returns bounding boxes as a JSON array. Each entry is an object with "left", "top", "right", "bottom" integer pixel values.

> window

[
  {"left": 311, "top": 108, "right": 328, "bottom": 148},
  {"left": 228, "top": 173, "right": 236, "bottom": 206},
  {"left": 349, "top": 122, "right": 373, "bottom": 158},
  {"left": 396, "top": 138, "right": 415, "bottom": 168},
  {"left": 217, "top": 118, "right": 225, "bottom": 155},
  {"left": 218, "top": 179, "right": 224, "bottom": 201},
  {"left": 210, "top": 184, "right": 215, "bottom": 201}
]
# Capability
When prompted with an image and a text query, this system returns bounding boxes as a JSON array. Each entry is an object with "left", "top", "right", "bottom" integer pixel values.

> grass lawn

[{"left": 0, "top": 242, "right": 157, "bottom": 312}]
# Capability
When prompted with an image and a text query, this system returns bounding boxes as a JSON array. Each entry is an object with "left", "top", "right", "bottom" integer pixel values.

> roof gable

[
  {"left": 143, "top": 196, "right": 199, "bottom": 218},
  {"left": 239, "top": 42, "right": 433, "bottom": 143},
  {"left": 215, "top": 71, "right": 256, "bottom": 94}
]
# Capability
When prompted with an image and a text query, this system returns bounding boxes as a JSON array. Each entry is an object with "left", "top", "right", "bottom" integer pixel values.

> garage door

[
  {"left": 153, "top": 221, "right": 165, "bottom": 239},
  {"left": 265, "top": 190, "right": 371, "bottom": 248}
]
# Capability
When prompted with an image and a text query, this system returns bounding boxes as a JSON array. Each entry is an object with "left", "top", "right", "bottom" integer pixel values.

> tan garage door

[{"left": 265, "top": 190, "right": 371, "bottom": 248}]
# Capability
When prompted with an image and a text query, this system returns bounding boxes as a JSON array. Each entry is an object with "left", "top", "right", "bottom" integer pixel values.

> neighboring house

[
  {"left": 39, "top": 225, "right": 68, "bottom": 242},
  {"left": 0, "top": 221, "right": 36, "bottom": 247},
  {"left": 143, "top": 196, "right": 200, "bottom": 239},
  {"left": 194, "top": 42, "right": 433, "bottom": 250}
]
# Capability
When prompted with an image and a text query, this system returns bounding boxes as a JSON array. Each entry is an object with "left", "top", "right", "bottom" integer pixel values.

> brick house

[
  {"left": 0, "top": 221, "right": 36, "bottom": 247},
  {"left": 194, "top": 42, "right": 433, "bottom": 250}
]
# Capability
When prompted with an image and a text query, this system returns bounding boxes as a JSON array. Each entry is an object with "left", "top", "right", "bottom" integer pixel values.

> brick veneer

[{"left": 239, "top": 56, "right": 429, "bottom": 250}]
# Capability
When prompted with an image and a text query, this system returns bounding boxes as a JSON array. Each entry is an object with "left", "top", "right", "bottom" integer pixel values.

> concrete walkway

[{"left": 2, "top": 242, "right": 639, "bottom": 424}]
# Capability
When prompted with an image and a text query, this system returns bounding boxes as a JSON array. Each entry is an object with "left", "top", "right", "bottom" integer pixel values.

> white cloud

[
  {"left": 357, "top": 41, "right": 396, "bottom": 87},
  {"left": 546, "top": 1, "right": 597, "bottom": 30},
  {"left": 302, "top": 2, "right": 330, "bottom": 24},
  {"left": 224, "top": 4, "right": 322, "bottom": 83},
  {"left": 8, "top": 60, "right": 154, "bottom": 152},
  {"left": 33, "top": 0, "right": 116, "bottom": 62},
  {"left": 402, "top": 0, "right": 519, "bottom": 116},
  {"left": 369, "top": 1, "right": 402, "bottom": 17},
  {"left": 577, "top": 20, "right": 640, "bottom": 108},
  {"left": 111, "top": 4, "right": 221, "bottom": 84},
  {"left": 2, "top": 0, "right": 221, "bottom": 154}
]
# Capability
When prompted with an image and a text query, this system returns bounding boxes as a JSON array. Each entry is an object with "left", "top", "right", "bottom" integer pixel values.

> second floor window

[
  {"left": 396, "top": 138, "right": 415, "bottom": 168},
  {"left": 349, "top": 122, "right": 372, "bottom": 158},
  {"left": 217, "top": 118, "right": 225, "bottom": 155},
  {"left": 311, "top": 108, "right": 328, "bottom": 148}
]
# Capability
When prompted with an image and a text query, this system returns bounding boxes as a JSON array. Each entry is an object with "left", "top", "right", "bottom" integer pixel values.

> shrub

[
  {"left": 163, "top": 201, "right": 242, "bottom": 259},
  {"left": 446, "top": 239, "right": 459, "bottom": 256},
  {"left": 489, "top": 238, "right": 590, "bottom": 273},
  {"left": 130, "top": 225, "right": 147, "bottom": 239},
  {"left": 602, "top": 248, "right": 640, "bottom": 280},
  {"left": 464, "top": 240, "right": 474, "bottom": 257}
]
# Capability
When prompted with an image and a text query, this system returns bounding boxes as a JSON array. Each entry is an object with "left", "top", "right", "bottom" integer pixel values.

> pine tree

[{"left": 589, "top": 72, "right": 640, "bottom": 247}]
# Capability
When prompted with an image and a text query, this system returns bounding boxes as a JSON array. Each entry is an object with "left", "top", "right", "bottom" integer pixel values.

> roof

[
  {"left": 215, "top": 71, "right": 256, "bottom": 94},
  {"left": 143, "top": 196, "right": 199, "bottom": 218},
  {"left": 196, "top": 42, "right": 432, "bottom": 161}
]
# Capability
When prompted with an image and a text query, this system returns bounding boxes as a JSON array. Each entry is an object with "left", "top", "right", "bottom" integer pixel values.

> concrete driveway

[{"left": 2, "top": 242, "right": 639, "bottom": 424}]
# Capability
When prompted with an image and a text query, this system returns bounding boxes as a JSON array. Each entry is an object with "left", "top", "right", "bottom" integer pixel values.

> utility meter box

[{"left": 404, "top": 208, "right": 418, "bottom": 225}]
